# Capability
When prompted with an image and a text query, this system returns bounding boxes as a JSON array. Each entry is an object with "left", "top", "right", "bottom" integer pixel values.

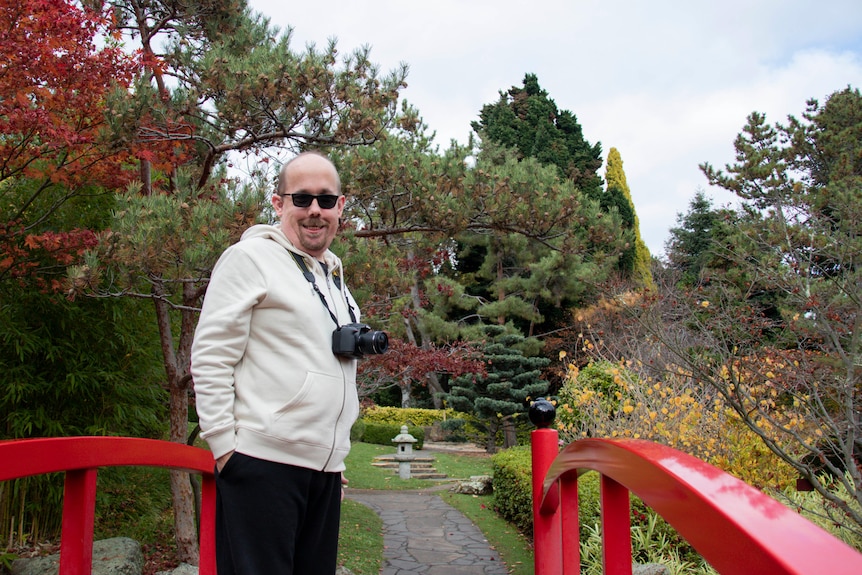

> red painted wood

[
  {"left": 532, "top": 428, "right": 563, "bottom": 575},
  {"left": 559, "top": 473, "right": 580, "bottom": 574},
  {"left": 199, "top": 473, "right": 217, "bottom": 575},
  {"left": 58, "top": 468, "right": 97, "bottom": 575},
  {"left": 0, "top": 436, "right": 215, "bottom": 479},
  {"left": 600, "top": 476, "right": 632, "bottom": 575},
  {"left": 534, "top": 437, "right": 862, "bottom": 575},
  {"left": 0, "top": 437, "right": 216, "bottom": 575}
]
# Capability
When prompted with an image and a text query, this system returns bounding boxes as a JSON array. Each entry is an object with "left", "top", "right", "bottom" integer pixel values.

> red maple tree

[
  {"left": 358, "top": 338, "right": 486, "bottom": 406},
  {"left": 0, "top": 0, "right": 138, "bottom": 288},
  {"left": 0, "top": 0, "right": 138, "bottom": 186}
]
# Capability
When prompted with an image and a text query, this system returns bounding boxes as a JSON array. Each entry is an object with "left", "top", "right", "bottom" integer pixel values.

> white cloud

[{"left": 248, "top": 0, "right": 862, "bottom": 256}]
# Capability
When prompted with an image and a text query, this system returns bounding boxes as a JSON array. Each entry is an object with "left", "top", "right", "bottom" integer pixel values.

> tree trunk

[
  {"left": 400, "top": 378, "right": 412, "bottom": 408},
  {"left": 425, "top": 373, "right": 444, "bottom": 409},
  {"left": 502, "top": 417, "right": 517, "bottom": 448},
  {"left": 170, "top": 384, "right": 198, "bottom": 564},
  {"left": 152, "top": 280, "right": 200, "bottom": 564},
  {"left": 140, "top": 159, "right": 151, "bottom": 196},
  {"left": 406, "top": 250, "right": 445, "bottom": 408},
  {"left": 485, "top": 419, "right": 499, "bottom": 454}
]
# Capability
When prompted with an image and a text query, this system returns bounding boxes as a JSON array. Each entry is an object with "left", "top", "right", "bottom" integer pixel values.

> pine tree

[
  {"left": 446, "top": 326, "right": 550, "bottom": 451},
  {"left": 460, "top": 75, "right": 627, "bottom": 337},
  {"left": 472, "top": 73, "right": 603, "bottom": 199},
  {"left": 665, "top": 191, "right": 736, "bottom": 287}
]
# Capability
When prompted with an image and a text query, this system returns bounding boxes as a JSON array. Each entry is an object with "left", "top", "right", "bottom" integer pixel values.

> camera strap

[{"left": 289, "top": 251, "right": 357, "bottom": 325}]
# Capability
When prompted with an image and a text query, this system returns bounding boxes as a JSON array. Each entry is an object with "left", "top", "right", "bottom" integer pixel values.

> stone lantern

[{"left": 391, "top": 425, "right": 418, "bottom": 479}]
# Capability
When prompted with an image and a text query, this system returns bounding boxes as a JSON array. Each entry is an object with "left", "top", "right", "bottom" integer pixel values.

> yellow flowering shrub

[{"left": 556, "top": 358, "right": 798, "bottom": 489}]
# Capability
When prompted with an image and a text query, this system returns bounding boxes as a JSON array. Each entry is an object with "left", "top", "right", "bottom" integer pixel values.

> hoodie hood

[
  {"left": 240, "top": 223, "right": 289, "bottom": 244},
  {"left": 240, "top": 224, "right": 343, "bottom": 271}
]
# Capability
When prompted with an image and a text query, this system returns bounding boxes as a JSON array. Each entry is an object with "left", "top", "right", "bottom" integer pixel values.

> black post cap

[{"left": 529, "top": 398, "right": 556, "bottom": 428}]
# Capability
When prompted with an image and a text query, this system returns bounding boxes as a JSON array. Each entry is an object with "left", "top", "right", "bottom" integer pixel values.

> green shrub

[
  {"left": 350, "top": 418, "right": 366, "bottom": 442},
  {"left": 95, "top": 467, "right": 174, "bottom": 545},
  {"left": 361, "top": 406, "right": 460, "bottom": 427},
  {"left": 491, "top": 446, "right": 534, "bottom": 535},
  {"left": 361, "top": 422, "right": 425, "bottom": 450},
  {"left": 440, "top": 418, "right": 467, "bottom": 442}
]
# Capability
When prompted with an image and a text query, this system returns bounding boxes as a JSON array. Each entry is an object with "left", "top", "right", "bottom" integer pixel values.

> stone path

[{"left": 346, "top": 488, "right": 510, "bottom": 575}]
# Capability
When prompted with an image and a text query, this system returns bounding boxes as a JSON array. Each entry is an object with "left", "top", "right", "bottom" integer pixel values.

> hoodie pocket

[{"left": 271, "top": 371, "right": 342, "bottom": 446}]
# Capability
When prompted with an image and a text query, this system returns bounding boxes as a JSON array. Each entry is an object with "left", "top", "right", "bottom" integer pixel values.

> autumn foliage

[
  {"left": 358, "top": 338, "right": 485, "bottom": 402},
  {"left": 0, "top": 0, "right": 139, "bottom": 288},
  {"left": 0, "top": 220, "right": 98, "bottom": 290},
  {"left": 0, "top": 0, "right": 137, "bottom": 187}
]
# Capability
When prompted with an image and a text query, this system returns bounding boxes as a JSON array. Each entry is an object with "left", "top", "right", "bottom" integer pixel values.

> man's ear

[{"left": 271, "top": 194, "right": 284, "bottom": 216}]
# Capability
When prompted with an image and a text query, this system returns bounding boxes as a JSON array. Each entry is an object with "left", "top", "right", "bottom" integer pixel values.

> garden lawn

[{"left": 340, "top": 442, "right": 533, "bottom": 574}]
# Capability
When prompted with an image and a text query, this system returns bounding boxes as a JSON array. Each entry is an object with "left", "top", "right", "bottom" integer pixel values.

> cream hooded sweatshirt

[{"left": 191, "top": 224, "right": 359, "bottom": 472}]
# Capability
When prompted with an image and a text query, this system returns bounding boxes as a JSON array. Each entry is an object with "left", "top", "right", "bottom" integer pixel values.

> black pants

[{"left": 214, "top": 453, "right": 342, "bottom": 575}]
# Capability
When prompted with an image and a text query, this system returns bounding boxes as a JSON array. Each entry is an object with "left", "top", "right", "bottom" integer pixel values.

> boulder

[
  {"left": 452, "top": 475, "right": 493, "bottom": 495},
  {"left": 12, "top": 537, "right": 142, "bottom": 575},
  {"left": 633, "top": 563, "right": 669, "bottom": 575},
  {"left": 155, "top": 563, "right": 199, "bottom": 575}
]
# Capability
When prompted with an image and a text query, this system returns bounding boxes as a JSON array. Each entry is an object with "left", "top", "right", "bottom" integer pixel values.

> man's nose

[{"left": 307, "top": 198, "right": 323, "bottom": 214}]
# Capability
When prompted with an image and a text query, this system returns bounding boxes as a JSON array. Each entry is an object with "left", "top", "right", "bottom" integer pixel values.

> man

[{"left": 191, "top": 151, "right": 360, "bottom": 574}]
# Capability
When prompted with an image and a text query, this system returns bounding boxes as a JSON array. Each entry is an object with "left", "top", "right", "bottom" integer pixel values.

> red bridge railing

[
  {"left": 529, "top": 402, "right": 862, "bottom": 575},
  {"left": 0, "top": 436, "right": 216, "bottom": 575}
]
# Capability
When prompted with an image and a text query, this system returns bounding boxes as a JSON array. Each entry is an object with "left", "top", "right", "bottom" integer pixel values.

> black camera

[{"left": 332, "top": 323, "right": 389, "bottom": 357}]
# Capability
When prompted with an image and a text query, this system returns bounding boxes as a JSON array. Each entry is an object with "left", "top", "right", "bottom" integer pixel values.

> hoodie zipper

[{"left": 320, "top": 261, "right": 349, "bottom": 471}]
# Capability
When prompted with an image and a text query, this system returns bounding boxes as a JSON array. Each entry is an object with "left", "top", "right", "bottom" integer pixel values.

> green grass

[
  {"left": 343, "top": 442, "right": 495, "bottom": 489},
  {"left": 340, "top": 442, "right": 534, "bottom": 573},
  {"left": 338, "top": 499, "right": 383, "bottom": 574}
]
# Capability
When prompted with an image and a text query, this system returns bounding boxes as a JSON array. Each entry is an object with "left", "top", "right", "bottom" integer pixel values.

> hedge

[
  {"left": 359, "top": 422, "right": 425, "bottom": 450},
  {"left": 490, "top": 446, "right": 534, "bottom": 535},
  {"left": 361, "top": 406, "right": 461, "bottom": 426}
]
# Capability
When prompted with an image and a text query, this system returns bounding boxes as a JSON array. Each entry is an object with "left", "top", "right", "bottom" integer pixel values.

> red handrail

[
  {"left": 531, "top": 427, "right": 862, "bottom": 575},
  {"left": 0, "top": 436, "right": 216, "bottom": 575}
]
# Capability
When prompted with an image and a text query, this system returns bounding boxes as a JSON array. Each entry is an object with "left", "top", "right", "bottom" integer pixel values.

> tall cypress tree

[{"left": 605, "top": 147, "right": 653, "bottom": 287}]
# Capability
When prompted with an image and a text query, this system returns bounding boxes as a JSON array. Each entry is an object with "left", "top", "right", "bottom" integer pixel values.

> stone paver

[{"left": 346, "top": 489, "right": 510, "bottom": 575}]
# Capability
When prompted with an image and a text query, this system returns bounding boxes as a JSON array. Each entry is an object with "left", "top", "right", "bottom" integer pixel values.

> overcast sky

[{"left": 248, "top": 0, "right": 862, "bottom": 256}]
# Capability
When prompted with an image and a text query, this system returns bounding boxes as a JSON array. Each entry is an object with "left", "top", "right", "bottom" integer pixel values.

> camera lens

[{"left": 356, "top": 330, "right": 388, "bottom": 355}]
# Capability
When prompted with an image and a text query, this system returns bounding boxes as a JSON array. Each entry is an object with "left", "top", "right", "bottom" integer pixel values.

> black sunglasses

[{"left": 281, "top": 193, "right": 340, "bottom": 209}]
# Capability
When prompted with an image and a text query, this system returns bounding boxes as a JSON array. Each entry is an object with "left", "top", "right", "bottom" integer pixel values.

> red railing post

[
  {"left": 533, "top": 426, "right": 563, "bottom": 575},
  {"left": 560, "top": 472, "right": 580, "bottom": 574},
  {"left": 58, "top": 468, "right": 98, "bottom": 575},
  {"left": 600, "top": 475, "right": 632, "bottom": 575},
  {"left": 198, "top": 473, "right": 217, "bottom": 575},
  {"left": 531, "top": 399, "right": 563, "bottom": 575},
  {"left": 0, "top": 437, "right": 216, "bottom": 575}
]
